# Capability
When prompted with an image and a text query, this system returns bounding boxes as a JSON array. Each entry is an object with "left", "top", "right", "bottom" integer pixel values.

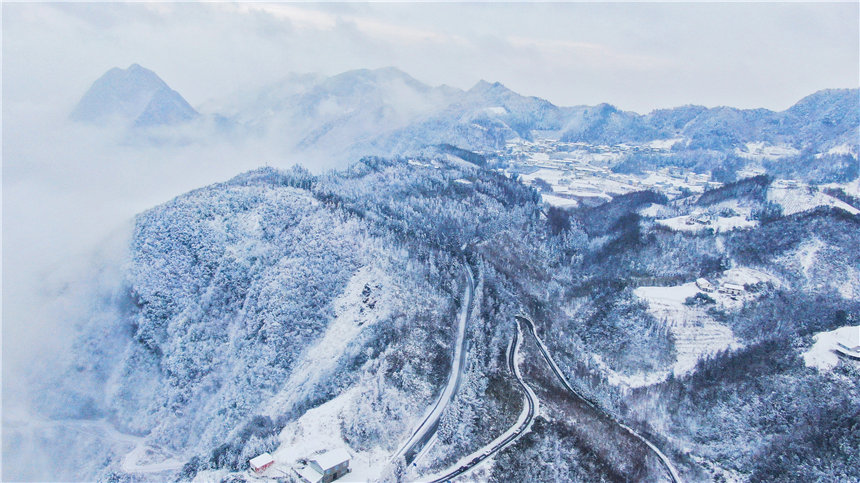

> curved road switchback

[
  {"left": 424, "top": 317, "right": 538, "bottom": 483},
  {"left": 516, "top": 315, "right": 682, "bottom": 483},
  {"left": 394, "top": 263, "right": 475, "bottom": 465}
]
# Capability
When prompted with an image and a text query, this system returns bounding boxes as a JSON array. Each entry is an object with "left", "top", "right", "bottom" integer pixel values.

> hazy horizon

[{"left": 4, "top": 3, "right": 858, "bottom": 116}]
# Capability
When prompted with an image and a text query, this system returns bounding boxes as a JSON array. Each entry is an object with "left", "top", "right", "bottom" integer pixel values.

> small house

[
  {"left": 692, "top": 214, "right": 711, "bottom": 225},
  {"left": 696, "top": 278, "right": 714, "bottom": 292},
  {"left": 835, "top": 326, "right": 860, "bottom": 359},
  {"left": 308, "top": 448, "right": 351, "bottom": 483},
  {"left": 249, "top": 453, "right": 274, "bottom": 475},
  {"left": 720, "top": 283, "right": 745, "bottom": 296}
]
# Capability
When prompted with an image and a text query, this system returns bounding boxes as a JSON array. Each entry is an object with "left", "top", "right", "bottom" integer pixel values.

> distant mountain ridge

[
  {"left": 71, "top": 64, "right": 857, "bottom": 181},
  {"left": 71, "top": 63, "right": 198, "bottom": 127}
]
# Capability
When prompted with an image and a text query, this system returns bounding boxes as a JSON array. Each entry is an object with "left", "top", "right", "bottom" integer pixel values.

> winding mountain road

[
  {"left": 394, "top": 263, "right": 475, "bottom": 465},
  {"left": 424, "top": 317, "right": 538, "bottom": 483},
  {"left": 516, "top": 315, "right": 682, "bottom": 483}
]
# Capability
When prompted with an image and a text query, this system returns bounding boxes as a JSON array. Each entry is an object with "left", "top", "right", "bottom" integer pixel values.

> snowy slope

[{"left": 71, "top": 63, "right": 198, "bottom": 126}]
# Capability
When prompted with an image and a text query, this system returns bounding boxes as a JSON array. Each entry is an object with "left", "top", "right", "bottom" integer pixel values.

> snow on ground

[
  {"left": 646, "top": 138, "right": 684, "bottom": 150},
  {"left": 655, "top": 215, "right": 756, "bottom": 233},
  {"left": 822, "top": 178, "right": 860, "bottom": 200},
  {"left": 711, "top": 215, "right": 756, "bottom": 232},
  {"left": 638, "top": 203, "right": 667, "bottom": 218},
  {"left": 484, "top": 106, "right": 508, "bottom": 116},
  {"left": 736, "top": 142, "right": 800, "bottom": 160},
  {"left": 635, "top": 283, "right": 742, "bottom": 378},
  {"left": 779, "top": 238, "right": 860, "bottom": 299},
  {"left": 6, "top": 415, "right": 184, "bottom": 476},
  {"left": 691, "top": 454, "right": 748, "bottom": 483},
  {"left": 720, "top": 267, "right": 778, "bottom": 287},
  {"left": 264, "top": 266, "right": 393, "bottom": 416},
  {"left": 590, "top": 353, "right": 669, "bottom": 389},
  {"left": 802, "top": 325, "right": 860, "bottom": 371},
  {"left": 824, "top": 143, "right": 856, "bottom": 157},
  {"left": 506, "top": 138, "right": 722, "bottom": 203},
  {"left": 797, "top": 238, "right": 825, "bottom": 276},
  {"left": 194, "top": 388, "right": 387, "bottom": 483},
  {"left": 418, "top": 321, "right": 538, "bottom": 482},
  {"left": 736, "top": 165, "right": 767, "bottom": 179},
  {"left": 541, "top": 193, "right": 580, "bottom": 208},
  {"left": 518, "top": 167, "right": 566, "bottom": 185},
  {"left": 272, "top": 387, "right": 389, "bottom": 482},
  {"left": 767, "top": 185, "right": 860, "bottom": 216}
]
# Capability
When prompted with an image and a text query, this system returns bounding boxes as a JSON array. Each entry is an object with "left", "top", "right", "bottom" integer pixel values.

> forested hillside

[{"left": 21, "top": 151, "right": 857, "bottom": 482}]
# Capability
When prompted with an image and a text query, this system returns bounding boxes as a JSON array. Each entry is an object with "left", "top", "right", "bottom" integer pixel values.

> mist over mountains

[
  {"left": 71, "top": 64, "right": 199, "bottom": 127},
  {"left": 71, "top": 64, "right": 858, "bottom": 182},
  {"left": 4, "top": 62, "right": 859, "bottom": 483}
]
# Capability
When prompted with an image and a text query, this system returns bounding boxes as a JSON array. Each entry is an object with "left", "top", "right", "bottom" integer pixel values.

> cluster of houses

[
  {"left": 249, "top": 448, "right": 351, "bottom": 483},
  {"left": 686, "top": 214, "right": 712, "bottom": 226},
  {"left": 696, "top": 278, "right": 745, "bottom": 298}
]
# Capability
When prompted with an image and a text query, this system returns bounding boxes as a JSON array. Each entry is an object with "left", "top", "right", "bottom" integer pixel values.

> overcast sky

[{"left": 3, "top": 2, "right": 858, "bottom": 114}]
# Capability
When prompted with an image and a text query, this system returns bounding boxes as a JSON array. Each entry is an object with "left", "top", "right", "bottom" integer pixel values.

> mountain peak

[
  {"left": 70, "top": 64, "right": 197, "bottom": 126},
  {"left": 469, "top": 79, "right": 508, "bottom": 92}
]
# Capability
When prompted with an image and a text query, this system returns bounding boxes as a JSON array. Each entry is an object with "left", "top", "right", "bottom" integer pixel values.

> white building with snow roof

[
  {"left": 696, "top": 278, "right": 714, "bottom": 292},
  {"left": 720, "top": 283, "right": 745, "bottom": 296},
  {"left": 295, "top": 448, "right": 351, "bottom": 483},
  {"left": 835, "top": 326, "right": 860, "bottom": 359},
  {"left": 249, "top": 453, "right": 274, "bottom": 475}
]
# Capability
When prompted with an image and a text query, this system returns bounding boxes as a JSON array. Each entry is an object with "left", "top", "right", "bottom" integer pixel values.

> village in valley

[{"left": 495, "top": 137, "right": 721, "bottom": 209}]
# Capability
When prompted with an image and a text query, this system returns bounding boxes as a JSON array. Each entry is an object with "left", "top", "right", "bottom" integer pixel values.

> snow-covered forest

[{"left": 4, "top": 3, "right": 859, "bottom": 482}]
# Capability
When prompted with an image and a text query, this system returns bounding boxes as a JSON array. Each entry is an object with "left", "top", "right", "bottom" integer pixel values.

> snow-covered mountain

[
  {"left": 70, "top": 63, "right": 198, "bottom": 127},
  {"left": 69, "top": 64, "right": 857, "bottom": 182},
  {"left": 20, "top": 64, "right": 858, "bottom": 482},
  {"left": 13, "top": 150, "right": 858, "bottom": 482}
]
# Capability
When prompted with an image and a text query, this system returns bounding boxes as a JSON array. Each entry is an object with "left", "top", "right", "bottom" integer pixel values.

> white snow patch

[
  {"left": 635, "top": 283, "right": 699, "bottom": 306},
  {"left": 635, "top": 283, "right": 742, "bottom": 378},
  {"left": 802, "top": 325, "right": 860, "bottom": 371},
  {"left": 736, "top": 142, "right": 799, "bottom": 160},
  {"left": 638, "top": 203, "right": 666, "bottom": 218},
  {"left": 646, "top": 138, "right": 684, "bottom": 150},
  {"left": 721, "top": 267, "right": 778, "bottom": 287},
  {"left": 264, "top": 266, "right": 393, "bottom": 416},
  {"left": 767, "top": 185, "right": 860, "bottom": 216},
  {"left": 825, "top": 143, "right": 856, "bottom": 156},
  {"left": 591, "top": 353, "right": 669, "bottom": 389},
  {"left": 484, "top": 106, "right": 508, "bottom": 116},
  {"left": 540, "top": 193, "right": 580, "bottom": 208},
  {"left": 272, "top": 387, "right": 389, "bottom": 482},
  {"left": 656, "top": 214, "right": 756, "bottom": 233},
  {"left": 797, "top": 238, "right": 824, "bottom": 276}
]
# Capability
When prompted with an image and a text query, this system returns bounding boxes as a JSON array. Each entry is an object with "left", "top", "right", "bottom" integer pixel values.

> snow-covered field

[
  {"left": 540, "top": 193, "right": 581, "bottom": 208},
  {"left": 507, "top": 138, "right": 719, "bottom": 205},
  {"left": 767, "top": 185, "right": 860, "bottom": 216},
  {"left": 735, "top": 141, "right": 800, "bottom": 160},
  {"left": 655, "top": 215, "right": 756, "bottom": 233},
  {"left": 634, "top": 283, "right": 742, "bottom": 379}
]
